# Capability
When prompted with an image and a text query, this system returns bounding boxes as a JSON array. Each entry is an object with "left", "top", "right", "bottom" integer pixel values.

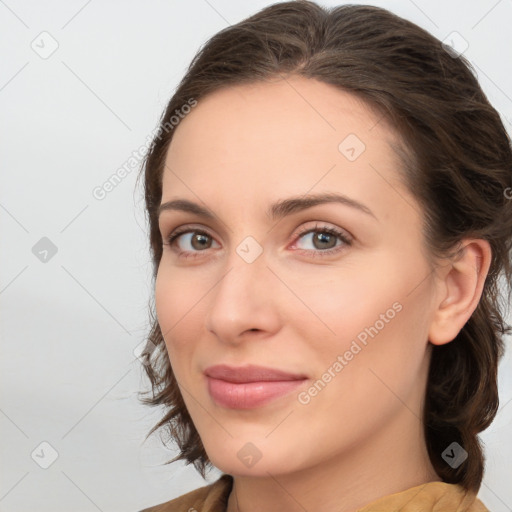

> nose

[{"left": 204, "top": 251, "right": 282, "bottom": 345}]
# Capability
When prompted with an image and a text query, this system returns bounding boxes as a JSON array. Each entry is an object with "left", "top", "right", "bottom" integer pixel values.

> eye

[
  {"left": 292, "top": 223, "right": 352, "bottom": 256},
  {"left": 163, "top": 222, "right": 353, "bottom": 260},
  {"left": 164, "top": 227, "right": 220, "bottom": 258}
]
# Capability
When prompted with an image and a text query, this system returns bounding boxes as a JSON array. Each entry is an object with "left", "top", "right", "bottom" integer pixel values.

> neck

[{"left": 226, "top": 407, "right": 441, "bottom": 512}]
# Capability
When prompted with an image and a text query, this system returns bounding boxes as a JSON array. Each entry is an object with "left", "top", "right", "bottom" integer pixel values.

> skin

[{"left": 155, "top": 76, "right": 491, "bottom": 512}]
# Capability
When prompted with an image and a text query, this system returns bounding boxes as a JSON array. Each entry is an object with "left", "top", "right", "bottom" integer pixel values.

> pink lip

[{"left": 204, "top": 364, "right": 308, "bottom": 409}]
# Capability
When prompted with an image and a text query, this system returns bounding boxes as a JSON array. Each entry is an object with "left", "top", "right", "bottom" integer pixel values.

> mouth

[{"left": 204, "top": 364, "right": 308, "bottom": 409}]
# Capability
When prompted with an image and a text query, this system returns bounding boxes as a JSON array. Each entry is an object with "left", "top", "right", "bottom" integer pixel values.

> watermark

[
  {"left": 92, "top": 98, "right": 197, "bottom": 201},
  {"left": 504, "top": 187, "right": 512, "bottom": 200},
  {"left": 237, "top": 442, "right": 262, "bottom": 468},
  {"left": 32, "top": 237, "right": 58, "bottom": 263},
  {"left": 157, "top": 98, "right": 198, "bottom": 135},
  {"left": 441, "top": 31, "right": 469, "bottom": 58},
  {"left": 338, "top": 133, "right": 366, "bottom": 162},
  {"left": 92, "top": 144, "right": 149, "bottom": 200},
  {"left": 298, "top": 301, "right": 403, "bottom": 405},
  {"left": 31, "top": 441, "right": 59, "bottom": 469},
  {"left": 442, "top": 441, "right": 468, "bottom": 469},
  {"left": 31, "top": 31, "right": 59, "bottom": 59},
  {"left": 236, "top": 236, "right": 263, "bottom": 263},
  {"left": 133, "top": 339, "right": 157, "bottom": 366}
]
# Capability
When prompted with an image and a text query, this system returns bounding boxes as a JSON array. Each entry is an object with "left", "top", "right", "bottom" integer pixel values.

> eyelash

[
  {"left": 293, "top": 224, "right": 352, "bottom": 257},
  {"left": 164, "top": 223, "right": 353, "bottom": 260}
]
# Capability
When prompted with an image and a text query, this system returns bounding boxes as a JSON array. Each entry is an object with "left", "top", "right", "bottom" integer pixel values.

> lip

[
  {"left": 204, "top": 364, "right": 307, "bottom": 383},
  {"left": 204, "top": 364, "right": 308, "bottom": 409}
]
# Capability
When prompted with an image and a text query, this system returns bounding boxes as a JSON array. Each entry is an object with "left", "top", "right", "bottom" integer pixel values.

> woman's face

[{"left": 155, "top": 77, "right": 439, "bottom": 476}]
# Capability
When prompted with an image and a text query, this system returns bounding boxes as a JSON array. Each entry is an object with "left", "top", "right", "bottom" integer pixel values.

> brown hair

[{"left": 137, "top": 0, "right": 512, "bottom": 492}]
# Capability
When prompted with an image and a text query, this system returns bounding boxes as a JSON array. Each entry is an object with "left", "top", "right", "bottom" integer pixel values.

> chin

[{"left": 203, "top": 436, "right": 311, "bottom": 478}]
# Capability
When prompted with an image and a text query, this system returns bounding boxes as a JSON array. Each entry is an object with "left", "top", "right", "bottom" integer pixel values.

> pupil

[
  {"left": 315, "top": 232, "right": 334, "bottom": 249},
  {"left": 192, "top": 233, "right": 210, "bottom": 250}
]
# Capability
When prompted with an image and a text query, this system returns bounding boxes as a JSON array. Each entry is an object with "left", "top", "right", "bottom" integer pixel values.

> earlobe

[{"left": 428, "top": 239, "right": 492, "bottom": 346}]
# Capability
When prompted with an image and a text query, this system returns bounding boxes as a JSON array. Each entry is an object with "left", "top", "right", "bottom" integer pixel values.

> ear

[{"left": 428, "top": 239, "right": 492, "bottom": 346}]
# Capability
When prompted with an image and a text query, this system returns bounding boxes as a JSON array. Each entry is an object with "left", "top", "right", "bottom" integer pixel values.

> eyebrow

[{"left": 158, "top": 192, "right": 376, "bottom": 222}]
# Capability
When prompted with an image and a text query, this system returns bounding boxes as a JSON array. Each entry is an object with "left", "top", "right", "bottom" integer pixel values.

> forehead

[{"left": 162, "top": 77, "right": 406, "bottom": 210}]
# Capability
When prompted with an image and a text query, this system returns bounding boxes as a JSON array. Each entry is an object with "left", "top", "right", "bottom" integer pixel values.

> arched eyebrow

[
  {"left": 158, "top": 192, "right": 377, "bottom": 221},
  {"left": 268, "top": 192, "right": 376, "bottom": 221}
]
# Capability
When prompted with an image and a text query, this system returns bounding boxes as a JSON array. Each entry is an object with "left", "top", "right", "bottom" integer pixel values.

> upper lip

[{"left": 204, "top": 364, "right": 307, "bottom": 383}]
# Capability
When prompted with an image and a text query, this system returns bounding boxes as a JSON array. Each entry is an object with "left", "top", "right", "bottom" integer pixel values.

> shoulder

[
  {"left": 358, "top": 481, "right": 490, "bottom": 512},
  {"left": 139, "top": 474, "right": 233, "bottom": 512}
]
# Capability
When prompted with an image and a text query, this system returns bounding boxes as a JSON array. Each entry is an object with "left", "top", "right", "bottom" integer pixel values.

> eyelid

[
  {"left": 165, "top": 224, "right": 218, "bottom": 247},
  {"left": 291, "top": 222, "right": 353, "bottom": 243},
  {"left": 287, "top": 223, "right": 353, "bottom": 257}
]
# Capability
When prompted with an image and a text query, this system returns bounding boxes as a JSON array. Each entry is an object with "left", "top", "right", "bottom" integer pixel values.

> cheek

[
  {"left": 155, "top": 258, "right": 207, "bottom": 324},
  {"left": 283, "top": 248, "right": 432, "bottom": 375},
  {"left": 346, "top": 298, "right": 431, "bottom": 411},
  {"left": 154, "top": 262, "right": 204, "bottom": 358},
  {"left": 290, "top": 289, "right": 432, "bottom": 449},
  {"left": 276, "top": 254, "right": 402, "bottom": 344},
  {"left": 154, "top": 264, "right": 178, "bottom": 333}
]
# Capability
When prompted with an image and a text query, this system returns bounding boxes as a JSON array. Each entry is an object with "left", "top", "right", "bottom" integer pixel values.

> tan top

[{"left": 140, "top": 474, "right": 490, "bottom": 511}]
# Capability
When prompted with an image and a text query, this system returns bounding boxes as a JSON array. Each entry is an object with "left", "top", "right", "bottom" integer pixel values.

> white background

[{"left": 1, "top": 1, "right": 511, "bottom": 511}]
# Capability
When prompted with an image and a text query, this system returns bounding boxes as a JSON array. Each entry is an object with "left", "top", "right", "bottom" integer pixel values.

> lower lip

[{"left": 206, "top": 377, "right": 307, "bottom": 409}]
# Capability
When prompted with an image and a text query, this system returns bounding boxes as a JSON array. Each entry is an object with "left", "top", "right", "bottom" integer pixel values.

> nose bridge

[{"left": 205, "top": 246, "right": 280, "bottom": 341}]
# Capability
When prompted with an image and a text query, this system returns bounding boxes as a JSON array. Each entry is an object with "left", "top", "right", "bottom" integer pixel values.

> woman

[{"left": 137, "top": 1, "right": 512, "bottom": 511}]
